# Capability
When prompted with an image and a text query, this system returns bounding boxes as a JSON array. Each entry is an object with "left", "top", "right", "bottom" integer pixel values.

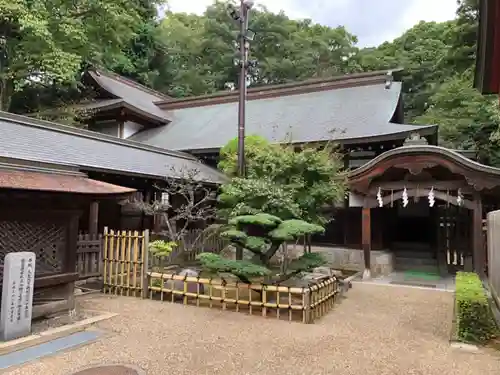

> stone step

[
  {"left": 393, "top": 250, "right": 436, "bottom": 259},
  {"left": 394, "top": 263, "right": 440, "bottom": 273},
  {"left": 395, "top": 256, "right": 438, "bottom": 266},
  {"left": 392, "top": 242, "right": 432, "bottom": 252}
]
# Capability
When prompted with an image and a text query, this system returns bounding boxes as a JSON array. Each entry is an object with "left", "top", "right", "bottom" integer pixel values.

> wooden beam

[
  {"left": 34, "top": 272, "right": 80, "bottom": 288},
  {"left": 361, "top": 207, "right": 371, "bottom": 279},
  {"left": 365, "top": 188, "right": 475, "bottom": 210},
  {"left": 368, "top": 180, "right": 471, "bottom": 193}
]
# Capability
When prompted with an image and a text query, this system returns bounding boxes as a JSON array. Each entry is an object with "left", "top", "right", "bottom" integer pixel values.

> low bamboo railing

[{"left": 147, "top": 272, "right": 339, "bottom": 324}]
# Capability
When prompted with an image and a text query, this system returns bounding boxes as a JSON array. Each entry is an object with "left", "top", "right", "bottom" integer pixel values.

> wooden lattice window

[{"left": 0, "top": 220, "right": 66, "bottom": 278}]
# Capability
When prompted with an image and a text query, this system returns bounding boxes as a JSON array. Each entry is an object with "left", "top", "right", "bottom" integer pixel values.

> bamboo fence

[
  {"left": 102, "top": 227, "right": 340, "bottom": 323},
  {"left": 102, "top": 227, "right": 149, "bottom": 297},
  {"left": 146, "top": 272, "right": 339, "bottom": 324}
]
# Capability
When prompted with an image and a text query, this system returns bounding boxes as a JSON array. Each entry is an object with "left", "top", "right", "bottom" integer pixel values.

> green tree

[
  {"left": 198, "top": 213, "right": 325, "bottom": 284},
  {"left": 0, "top": 0, "right": 148, "bottom": 112},
  {"left": 414, "top": 72, "right": 500, "bottom": 166},
  {"left": 156, "top": 0, "right": 359, "bottom": 97},
  {"left": 357, "top": 21, "right": 456, "bottom": 120},
  {"left": 217, "top": 136, "right": 347, "bottom": 225}
]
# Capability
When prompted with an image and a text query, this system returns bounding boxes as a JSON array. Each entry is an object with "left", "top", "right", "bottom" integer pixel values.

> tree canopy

[
  {"left": 2, "top": 0, "right": 499, "bottom": 164},
  {"left": 217, "top": 136, "right": 347, "bottom": 225}
]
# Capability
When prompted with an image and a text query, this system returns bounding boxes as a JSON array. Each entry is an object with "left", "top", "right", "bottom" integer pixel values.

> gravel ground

[{"left": 8, "top": 283, "right": 500, "bottom": 375}]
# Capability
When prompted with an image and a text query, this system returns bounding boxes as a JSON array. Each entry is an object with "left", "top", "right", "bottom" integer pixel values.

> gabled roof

[
  {"left": 85, "top": 68, "right": 172, "bottom": 125},
  {"left": 0, "top": 112, "right": 226, "bottom": 184},
  {"left": 129, "top": 71, "right": 437, "bottom": 151},
  {"left": 475, "top": 0, "right": 500, "bottom": 94}
]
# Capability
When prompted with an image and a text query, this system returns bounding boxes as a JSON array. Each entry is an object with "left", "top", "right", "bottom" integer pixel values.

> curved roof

[
  {"left": 349, "top": 145, "right": 500, "bottom": 191},
  {"left": 131, "top": 81, "right": 436, "bottom": 151}
]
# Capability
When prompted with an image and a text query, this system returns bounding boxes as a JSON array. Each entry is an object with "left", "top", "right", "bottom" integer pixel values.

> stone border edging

[{"left": 0, "top": 311, "right": 118, "bottom": 355}]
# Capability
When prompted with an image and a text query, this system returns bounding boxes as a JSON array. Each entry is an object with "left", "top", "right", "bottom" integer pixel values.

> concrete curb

[{"left": 0, "top": 312, "right": 118, "bottom": 355}]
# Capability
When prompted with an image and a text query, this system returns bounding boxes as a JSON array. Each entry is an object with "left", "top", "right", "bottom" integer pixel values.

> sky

[{"left": 166, "top": 0, "right": 458, "bottom": 47}]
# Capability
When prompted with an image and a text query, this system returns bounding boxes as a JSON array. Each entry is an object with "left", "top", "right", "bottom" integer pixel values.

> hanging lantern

[
  {"left": 402, "top": 187, "right": 409, "bottom": 207},
  {"left": 376, "top": 187, "right": 383, "bottom": 207},
  {"left": 457, "top": 188, "right": 463, "bottom": 206},
  {"left": 428, "top": 187, "right": 435, "bottom": 207}
]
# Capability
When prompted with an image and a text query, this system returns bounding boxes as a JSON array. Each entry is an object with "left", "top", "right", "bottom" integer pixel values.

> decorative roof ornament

[
  {"left": 376, "top": 187, "right": 383, "bottom": 207},
  {"left": 402, "top": 187, "right": 409, "bottom": 207},
  {"left": 428, "top": 187, "right": 435, "bottom": 207},
  {"left": 403, "top": 132, "right": 429, "bottom": 146}
]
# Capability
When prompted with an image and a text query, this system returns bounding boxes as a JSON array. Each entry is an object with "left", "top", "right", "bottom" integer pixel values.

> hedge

[{"left": 455, "top": 272, "right": 497, "bottom": 343}]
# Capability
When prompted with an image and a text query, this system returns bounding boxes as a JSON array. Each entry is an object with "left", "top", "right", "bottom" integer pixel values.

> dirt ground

[{"left": 8, "top": 283, "right": 500, "bottom": 375}]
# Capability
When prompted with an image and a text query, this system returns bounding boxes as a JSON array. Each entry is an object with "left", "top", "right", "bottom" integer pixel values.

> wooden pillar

[
  {"left": 89, "top": 201, "right": 99, "bottom": 235},
  {"left": 473, "top": 192, "right": 485, "bottom": 277},
  {"left": 362, "top": 207, "right": 372, "bottom": 279},
  {"left": 64, "top": 213, "right": 79, "bottom": 312}
]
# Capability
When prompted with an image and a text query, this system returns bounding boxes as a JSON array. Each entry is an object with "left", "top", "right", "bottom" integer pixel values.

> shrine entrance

[{"left": 348, "top": 136, "right": 500, "bottom": 278}]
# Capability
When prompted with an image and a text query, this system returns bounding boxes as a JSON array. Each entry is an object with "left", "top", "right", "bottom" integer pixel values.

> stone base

[{"left": 311, "top": 246, "right": 394, "bottom": 277}]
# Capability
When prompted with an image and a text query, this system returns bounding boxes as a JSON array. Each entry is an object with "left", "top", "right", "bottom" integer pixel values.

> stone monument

[{"left": 0, "top": 252, "right": 36, "bottom": 341}]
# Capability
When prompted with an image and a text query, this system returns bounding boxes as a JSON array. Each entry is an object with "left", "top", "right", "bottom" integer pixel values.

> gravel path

[{"left": 8, "top": 283, "right": 500, "bottom": 375}]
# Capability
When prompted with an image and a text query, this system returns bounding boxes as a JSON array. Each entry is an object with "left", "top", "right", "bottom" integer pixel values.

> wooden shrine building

[
  {"left": 0, "top": 156, "right": 135, "bottom": 317},
  {"left": 348, "top": 134, "right": 500, "bottom": 278},
  {"left": 11, "top": 66, "right": 500, "bottom": 279}
]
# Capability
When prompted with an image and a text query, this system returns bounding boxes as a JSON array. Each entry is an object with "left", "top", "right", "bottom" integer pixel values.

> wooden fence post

[{"left": 141, "top": 229, "right": 150, "bottom": 299}]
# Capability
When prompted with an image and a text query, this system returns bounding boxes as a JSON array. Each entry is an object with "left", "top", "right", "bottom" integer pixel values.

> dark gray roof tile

[
  {"left": 0, "top": 112, "right": 226, "bottom": 184},
  {"left": 88, "top": 70, "right": 171, "bottom": 124},
  {"left": 130, "top": 82, "right": 436, "bottom": 151}
]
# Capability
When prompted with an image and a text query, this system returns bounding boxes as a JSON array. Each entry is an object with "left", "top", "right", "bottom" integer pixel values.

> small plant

[
  {"left": 149, "top": 240, "right": 177, "bottom": 257},
  {"left": 455, "top": 272, "right": 498, "bottom": 343}
]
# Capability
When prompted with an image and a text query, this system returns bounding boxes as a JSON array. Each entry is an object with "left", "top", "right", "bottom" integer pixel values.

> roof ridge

[
  {"left": 157, "top": 74, "right": 399, "bottom": 111},
  {"left": 89, "top": 66, "right": 172, "bottom": 101},
  {"left": 0, "top": 111, "right": 202, "bottom": 163},
  {"left": 155, "top": 69, "right": 401, "bottom": 107}
]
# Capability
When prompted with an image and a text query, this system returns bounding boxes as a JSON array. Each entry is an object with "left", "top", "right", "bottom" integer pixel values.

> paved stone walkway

[{"left": 8, "top": 283, "right": 500, "bottom": 375}]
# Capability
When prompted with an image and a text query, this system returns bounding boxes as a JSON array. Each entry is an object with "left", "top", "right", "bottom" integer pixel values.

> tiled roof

[
  {"left": 0, "top": 112, "right": 226, "bottom": 184},
  {"left": 0, "top": 168, "right": 136, "bottom": 195},
  {"left": 87, "top": 69, "right": 171, "bottom": 124},
  {"left": 130, "top": 79, "right": 436, "bottom": 151}
]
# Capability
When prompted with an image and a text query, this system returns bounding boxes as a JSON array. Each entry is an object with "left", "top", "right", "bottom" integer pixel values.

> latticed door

[{"left": 0, "top": 219, "right": 66, "bottom": 279}]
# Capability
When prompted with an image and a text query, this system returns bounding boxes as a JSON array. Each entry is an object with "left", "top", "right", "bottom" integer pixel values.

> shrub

[{"left": 455, "top": 272, "right": 497, "bottom": 343}]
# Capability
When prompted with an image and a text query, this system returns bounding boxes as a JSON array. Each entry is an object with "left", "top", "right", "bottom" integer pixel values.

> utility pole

[
  {"left": 233, "top": 0, "right": 255, "bottom": 178},
  {"left": 230, "top": 0, "right": 255, "bottom": 261}
]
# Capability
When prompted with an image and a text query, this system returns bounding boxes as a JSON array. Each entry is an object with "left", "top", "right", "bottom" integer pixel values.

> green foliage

[
  {"left": 197, "top": 253, "right": 271, "bottom": 280},
  {"left": 455, "top": 272, "right": 497, "bottom": 343},
  {"left": 0, "top": 0, "right": 152, "bottom": 112},
  {"left": 218, "top": 137, "right": 346, "bottom": 225},
  {"left": 149, "top": 240, "right": 177, "bottom": 257},
  {"left": 287, "top": 252, "right": 325, "bottom": 272},
  {"left": 269, "top": 220, "right": 325, "bottom": 241},
  {"left": 220, "top": 229, "right": 248, "bottom": 242},
  {"left": 156, "top": 1, "right": 360, "bottom": 98},
  {"left": 199, "top": 212, "right": 326, "bottom": 283},
  {"left": 229, "top": 213, "right": 283, "bottom": 228},
  {"left": 414, "top": 72, "right": 500, "bottom": 166}
]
